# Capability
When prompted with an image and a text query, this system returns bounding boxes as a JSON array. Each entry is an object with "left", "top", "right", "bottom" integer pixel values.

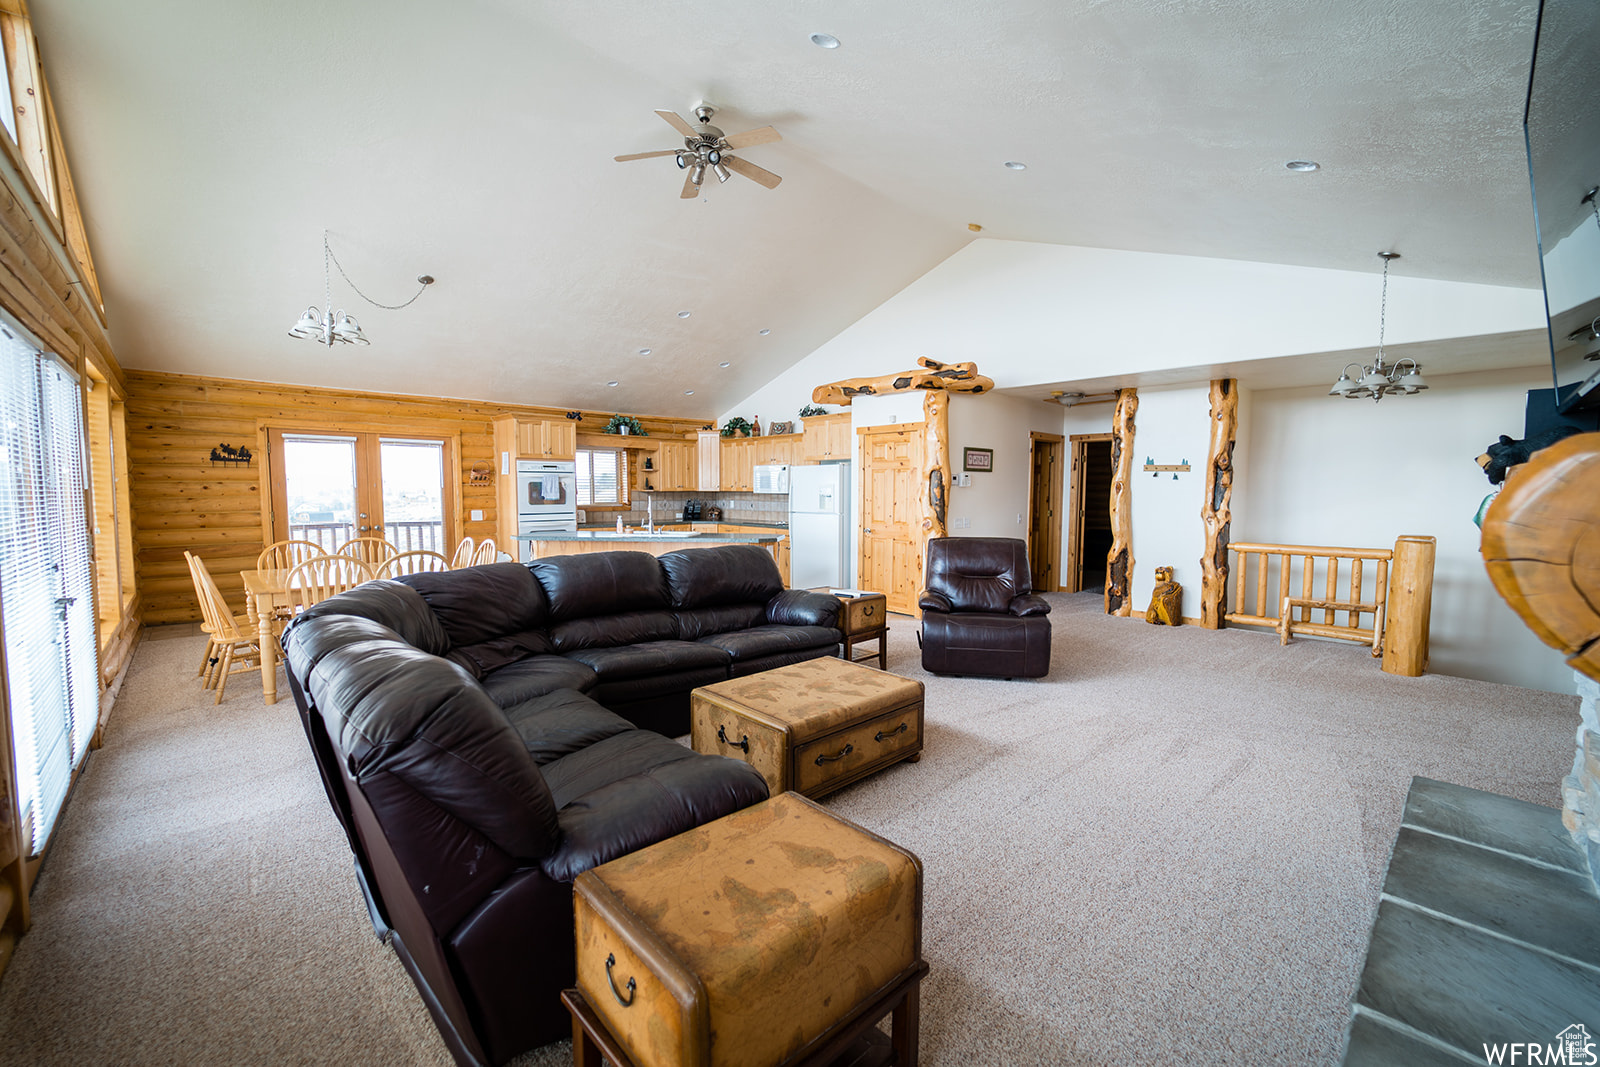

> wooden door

[
  {"left": 858, "top": 425, "right": 924, "bottom": 614},
  {"left": 1027, "top": 433, "right": 1064, "bottom": 591},
  {"left": 1065, "top": 435, "right": 1115, "bottom": 594}
]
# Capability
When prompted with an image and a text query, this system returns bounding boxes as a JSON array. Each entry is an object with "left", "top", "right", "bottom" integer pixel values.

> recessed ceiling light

[
  {"left": 1286, "top": 160, "right": 1321, "bottom": 172},
  {"left": 810, "top": 32, "right": 840, "bottom": 49},
  {"left": 1003, "top": 161, "right": 1027, "bottom": 171},
  {"left": 684, "top": 389, "right": 695, "bottom": 395},
  {"left": 758, "top": 328, "right": 770, "bottom": 336},
  {"left": 606, "top": 380, "right": 619, "bottom": 387},
  {"left": 638, "top": 348, "right": 651, "bottom": 356},
  {"left": 718, "top": 361, "right": 731, "bottom": 368},
  {"left": 677, "top": 310, "right": 691, "bottom": 318}
]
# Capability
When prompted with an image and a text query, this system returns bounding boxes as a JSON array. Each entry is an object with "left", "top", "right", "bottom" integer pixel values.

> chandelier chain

[
  {"left": 324, "top": 232, "right": 431, "bottom": 311},
  {"left": 1378, "top": 254, "right": 1390, "bottom": 354}
]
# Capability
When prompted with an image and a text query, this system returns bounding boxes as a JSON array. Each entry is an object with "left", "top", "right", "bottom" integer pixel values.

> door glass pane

[
  {"left": 283, "top": 435, "right": 357, "bottom": 551},
  {"left": 380, "top": 439, "right": 444, "bottom": 553}
]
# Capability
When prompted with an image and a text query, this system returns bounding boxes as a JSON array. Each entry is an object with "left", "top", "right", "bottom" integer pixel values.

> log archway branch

[
  {"left": 1199, "top": 379, "right": 1237, "bottom": 629},
  {"left": 1105, "top": 389, "right": 1138, "bottom": 616}
]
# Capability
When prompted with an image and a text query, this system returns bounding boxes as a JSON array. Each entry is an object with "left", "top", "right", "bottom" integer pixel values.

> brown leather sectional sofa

[{"left": 281, "top": 545, "right": 842, "bottom": 1065}]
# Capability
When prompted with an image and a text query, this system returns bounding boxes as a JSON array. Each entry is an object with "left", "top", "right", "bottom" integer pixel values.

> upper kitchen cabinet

[
  {"left": 802, "top": 413, "right": 852, "bottom": 461},
  {"left": 493, "top": 414, "right": 576, "bottom": 460},
  {"left": 649, "top": 439, "right": 698, "bottom": 492}
]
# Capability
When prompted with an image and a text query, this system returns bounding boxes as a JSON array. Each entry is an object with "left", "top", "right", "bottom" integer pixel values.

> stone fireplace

[{"left": 1562, "top": 673, "right": 1600, "bottom": 891}]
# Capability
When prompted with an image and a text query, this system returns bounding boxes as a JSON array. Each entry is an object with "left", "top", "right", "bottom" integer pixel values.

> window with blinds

[
  {"left": 575, "top": 449, "right": 626, "bottom": 507},
  {"left": 0, "top": 324, "right": 97, "bottom": 854}
]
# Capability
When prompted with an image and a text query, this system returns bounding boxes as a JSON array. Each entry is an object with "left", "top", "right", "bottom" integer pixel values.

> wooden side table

[{"left": 811, "top": 588, "right": 888, "bottom": 669}]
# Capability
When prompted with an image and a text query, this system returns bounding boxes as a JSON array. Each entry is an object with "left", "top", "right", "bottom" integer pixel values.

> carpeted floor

[{"left": 0, "top": 593, "right": 1578, "bottom": 1065}]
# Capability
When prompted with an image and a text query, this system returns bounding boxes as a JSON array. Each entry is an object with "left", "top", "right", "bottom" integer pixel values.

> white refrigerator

[{"left": 788, "top": 463, "right": 851, "bottom": 589}]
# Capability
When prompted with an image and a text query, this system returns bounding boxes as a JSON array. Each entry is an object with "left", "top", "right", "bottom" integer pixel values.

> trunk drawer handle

[
  {"left": 606, "top": 953, "right": 636, "bottom": 1007},
  {"left": 717, "top": 724, "right": 749, "bottom": 753},
  {"left": 874, "top": 722, "right": 907, "bottom": 743},
  {"left": 814, "top": 743, "right": 854, "bottom": 766}
]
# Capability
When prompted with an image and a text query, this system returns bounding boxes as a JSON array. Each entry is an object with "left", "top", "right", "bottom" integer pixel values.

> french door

[
  {"left": 0, "top": 327, "right": 98, "bottom": 856},
  {"left": 266, "top": 430, "right": 454, "bottom": 554}
]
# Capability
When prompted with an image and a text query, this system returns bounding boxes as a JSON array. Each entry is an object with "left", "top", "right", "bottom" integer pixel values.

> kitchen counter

[{"left": 515, "top": 529, "right": 788, "bottom": 571}]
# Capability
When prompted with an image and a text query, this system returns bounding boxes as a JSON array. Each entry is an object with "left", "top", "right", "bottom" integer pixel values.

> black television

[{"left": 1524, "top": 0, "right": 1600, "bottom": 413}]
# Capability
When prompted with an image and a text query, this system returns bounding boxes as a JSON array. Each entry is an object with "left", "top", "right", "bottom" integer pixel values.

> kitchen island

[{"left": 516, "top": 529, "right": 786, "bottom": 573}]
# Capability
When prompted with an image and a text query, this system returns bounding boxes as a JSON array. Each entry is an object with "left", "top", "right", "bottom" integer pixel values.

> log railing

[
  {"left": 1227, "top": 542, "right": 1391, "bottom": 653},
  {"left": 1225, "top": 536, "right": 1436, "bottom": 676}
]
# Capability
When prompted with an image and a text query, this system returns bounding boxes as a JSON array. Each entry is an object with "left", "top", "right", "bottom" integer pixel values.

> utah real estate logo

[{"left": 1483, "top": 1024, "right": 1598, "bottom": 1065}]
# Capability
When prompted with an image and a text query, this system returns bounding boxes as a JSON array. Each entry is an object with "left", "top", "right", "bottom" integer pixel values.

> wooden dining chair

[
  {"left": 185, "top": 552, "right": 261, "bottom": 704},
  {"left": 335, "top": 536, "right": 399, "bottom": 568},
  {"left": 449, "top": 536, "right": 476, "bottom": 569},
  {"left": 285, "top": 555, "right": 374, "bottom": 609},
  {"left": 375, "top": 550, "right": 450, "bottom": 579},
  {"left": 469, "top": 537, "right": 499, "bottom": 566},
  {"left": 256, "top": 539, "right": 325, "bottom": 572}
]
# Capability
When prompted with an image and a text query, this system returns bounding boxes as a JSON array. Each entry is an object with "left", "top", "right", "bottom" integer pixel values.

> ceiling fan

[
  {"left": 614, "top": 105, "right": 783, "bottom": 199},
  {"left": 1046, "top": 390, "right": 1119, "bottom": 407}
]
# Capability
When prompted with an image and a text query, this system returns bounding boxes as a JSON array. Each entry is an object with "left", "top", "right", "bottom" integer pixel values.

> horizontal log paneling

[{"left": 128, "top": 370, "right": 710, "bottom": 622}]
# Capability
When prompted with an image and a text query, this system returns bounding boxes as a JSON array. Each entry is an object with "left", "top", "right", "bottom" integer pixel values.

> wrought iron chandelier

[
  {"left": 1329, "top": 252, "right": 1428, "bottom": 402},
  {"left": 289, "top": 231, "right": 433, "bottom": 346}
]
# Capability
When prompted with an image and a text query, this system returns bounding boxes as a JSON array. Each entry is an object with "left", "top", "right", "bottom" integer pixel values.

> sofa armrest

[
  {"left": 919, "top": 589, "right": 953, "bottom": 613},
  {"left": 1008, "top": 593, "right": 1051, "bottom": 617},
  {"left": 766, "top": 589, "right": 840, "bottom": 628}
]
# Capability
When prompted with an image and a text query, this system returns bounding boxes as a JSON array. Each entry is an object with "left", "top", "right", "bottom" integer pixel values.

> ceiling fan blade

[
  {"left": 614, "top": 149, "right": 681, "bottom": 162},
  {"left": 724, "top": 155, "right": 782, "bottom": 189},
  {"left": 723, "top": 126, "right": 781, "bottom": 150},
  {"left": 681, "top": 173, "right": 700, "bottom": 199},
  {"left": 655, "top": 109, "right": 697, "bottom": 138}
]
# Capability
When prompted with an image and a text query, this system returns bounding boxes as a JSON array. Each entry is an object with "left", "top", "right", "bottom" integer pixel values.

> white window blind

[
  {"left": 575, "top": 449, "right": 625, "bottom": 507},
  {"left": 0, "top": 325, "right": 97, "bottom": 854}
]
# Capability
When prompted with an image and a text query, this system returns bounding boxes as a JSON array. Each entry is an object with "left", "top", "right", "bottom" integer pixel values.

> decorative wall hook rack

[
  {"left": 210, "top": 443, "right": 252, "bottom": 467},
  {"left": 1144, "top": 457, "right": 1190, "bottom": 476}
]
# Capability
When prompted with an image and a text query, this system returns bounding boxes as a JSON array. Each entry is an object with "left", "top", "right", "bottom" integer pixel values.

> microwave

[{"left": 752, "top": 464, "right": 789, "bottom": 494}]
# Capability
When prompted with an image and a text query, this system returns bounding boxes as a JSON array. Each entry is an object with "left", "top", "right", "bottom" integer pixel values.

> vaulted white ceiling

[{"left": 32, "top": 0, "right": 1542, "bottom": 417}]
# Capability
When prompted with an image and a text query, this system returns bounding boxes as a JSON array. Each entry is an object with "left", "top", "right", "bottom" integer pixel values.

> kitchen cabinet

[
  {"left": 493, "top": 414, "right": 576, "bottom": 460},
  {"left": 636, "top": 439, "right": 698, "bottom": 493},
  {"left": 720, "top": 437, "right": 756, "bottom": 491},
  {"left": 802, "top": 413, "right": 851, "bottom": 461},
  {"left": 697, "top": 430, "right": 721, "bottom": 491},
  {"left": 749, "top": 433, "right": 800, "bottom": 468}
]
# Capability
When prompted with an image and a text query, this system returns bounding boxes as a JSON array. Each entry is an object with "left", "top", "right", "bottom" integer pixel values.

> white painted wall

[
  {"left": 947, "top": 393, "right": 1064, "bottom": 539},
  {"left": 722, "top": 239, "right": 1546, "bottom": 423},
  {"left": 1235, "top": 365, "right": 1572, "bottom": 693},
  {"left": 1126, "top": 387, "right": 1212, "bottom": 620}
]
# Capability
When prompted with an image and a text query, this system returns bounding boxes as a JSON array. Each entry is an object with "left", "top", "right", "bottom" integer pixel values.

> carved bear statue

[{"left": 1145, "top": 566, "right": 1182, "bottom": 626}]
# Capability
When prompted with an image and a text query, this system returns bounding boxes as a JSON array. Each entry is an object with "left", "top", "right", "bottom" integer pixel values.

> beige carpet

[{"left": 0, "top": 594, "right": 1578, "bottom": 1065}]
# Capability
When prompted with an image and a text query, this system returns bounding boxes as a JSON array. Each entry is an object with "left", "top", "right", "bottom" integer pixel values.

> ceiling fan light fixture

[
  {"left": 689, "top": 162, "right": 706, "bottom": 185},
  {"left": 714, "top": 163, "right": 731, "bottom": 183},
  {"left": 809, "top": 32, "right": 840, "bottom": 49}
]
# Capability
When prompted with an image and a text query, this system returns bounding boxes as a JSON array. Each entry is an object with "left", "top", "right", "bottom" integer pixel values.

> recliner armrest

[
  {"left": 1008, "top": 593, "right": 1051, "bottom": 617},
  {"left": 766, "top": 589, "right": 840, "bottom": 628},
  {"left": 919, "top": 589, "right": 953, "bottom": 613}
]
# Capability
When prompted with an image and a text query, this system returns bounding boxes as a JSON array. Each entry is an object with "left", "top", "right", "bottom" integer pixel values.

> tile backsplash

[{"left": 599, "top": 492, "right": 789, "bottom": 526}]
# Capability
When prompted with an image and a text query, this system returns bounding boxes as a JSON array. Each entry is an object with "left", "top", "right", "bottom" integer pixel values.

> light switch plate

[{"left": 470, "top": 509, "right": 484, "bottom": 521}]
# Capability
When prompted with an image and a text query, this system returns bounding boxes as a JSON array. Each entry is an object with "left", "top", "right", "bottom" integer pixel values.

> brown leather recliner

[{"left": 919, "top": 537, "right": 1051, "bottom": 678}]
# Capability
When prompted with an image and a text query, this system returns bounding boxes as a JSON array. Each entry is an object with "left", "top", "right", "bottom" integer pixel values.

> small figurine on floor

[{"left": 1145, "top": 566, "right": 1182, "bottom": 626}]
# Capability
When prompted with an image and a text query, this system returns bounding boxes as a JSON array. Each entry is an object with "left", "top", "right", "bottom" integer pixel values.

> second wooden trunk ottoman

[
  {"left": 690, "top": 656, "right": 924, "bottom": 798},
  {"left": 571, "top": 792, "right": 926, "bottom": 1067}
]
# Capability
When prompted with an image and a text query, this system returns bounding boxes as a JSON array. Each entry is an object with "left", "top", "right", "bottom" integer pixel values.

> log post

[
  {"left": 1199, "top": 379, "right": 1237, "bottom": 629},
  {"left": 1381, "top": 535, "right": 1436, "bottom": 676},
  {"left": 1105, "top": 388, "right": 1138, "bottom": 616},
  {"left": 922, "top": 390, "right": 950, "bottom": 539}
]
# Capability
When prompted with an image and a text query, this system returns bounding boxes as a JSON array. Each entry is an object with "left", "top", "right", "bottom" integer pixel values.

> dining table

[{"left": 240, "top": 567, "right": 295, "bottom": 704}]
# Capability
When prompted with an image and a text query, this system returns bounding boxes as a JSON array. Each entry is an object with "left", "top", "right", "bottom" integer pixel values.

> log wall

[{"left": 126, "top": 370, "right": 709, "bottom": 624}]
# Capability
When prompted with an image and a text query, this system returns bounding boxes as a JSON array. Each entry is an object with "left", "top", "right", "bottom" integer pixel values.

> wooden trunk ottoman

[
  {"left": 690, "top": 656, "right": 923, "bottom": 799},
  {"left": 568, "top": 792, "right": 926, "bottom": 1067}
]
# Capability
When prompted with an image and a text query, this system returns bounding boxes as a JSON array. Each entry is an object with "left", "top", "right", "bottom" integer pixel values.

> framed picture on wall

[{"left": 963, "top": 447, "right": 994, "bottom": 472}]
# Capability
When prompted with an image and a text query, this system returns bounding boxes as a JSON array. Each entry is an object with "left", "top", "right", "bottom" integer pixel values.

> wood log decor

[
  {"left": 1199, "top": 378, "right": 1238, "bottom": 629},
  {"left": 1105, "top": 388, "right": 1138, "bottom": 616},
  {"left": 1480, "top": 431, "right": 1600, "bottom": 681},
  {"left": 812, "top": 357, "right": 990, "bottom": 542}
]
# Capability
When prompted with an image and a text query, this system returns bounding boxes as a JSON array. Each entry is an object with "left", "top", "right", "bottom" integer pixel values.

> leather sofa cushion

[
  {"left": 297, "top": 633, "right": 561, "bottom": 862},
  {"left": 925, "top": 537, "right": 1033, "bottom": 613},
  {"left": 697, "top": 625, "right": 839, "bottom": 661},
  {"left": 765, "top": 589, "right": 842, "bottom": 628},
  {"left": 659, "top": 544, "right": 782, "bottom": 608},
  {"left": 502, "top": 688, "right": 636, "bottom": 765},
  {"left": 550, "top": 610, "right": 678, "bottom": 653},
  {"left": 673, "top": 603, "right": 768, "bottom": 641},
  {"left": 446, "top": 630, "right": 554, "bottom": 678},
  {"left": 293, "top": 580, "right": 450, "bottom": 657},
  {"left": 480, "top": 655, "right": 598, "bottom": 706},
  {"left": 530, "top": 551, "right": 670, "bottom": 621},
  {"left": 592, "top": 666, "right": 730, "bottom": 711},
  {"left": 564, "top": 640, "right": 730, "bottom": 682},
  {"left": 539, "top": 731, "right": 769, "bottom": 881},
  {"left": 397, "top": 563, "right": 551, "bottom": 646},
  {"left": 730, "top": 646, "right": 837, "bottom": 678}
]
